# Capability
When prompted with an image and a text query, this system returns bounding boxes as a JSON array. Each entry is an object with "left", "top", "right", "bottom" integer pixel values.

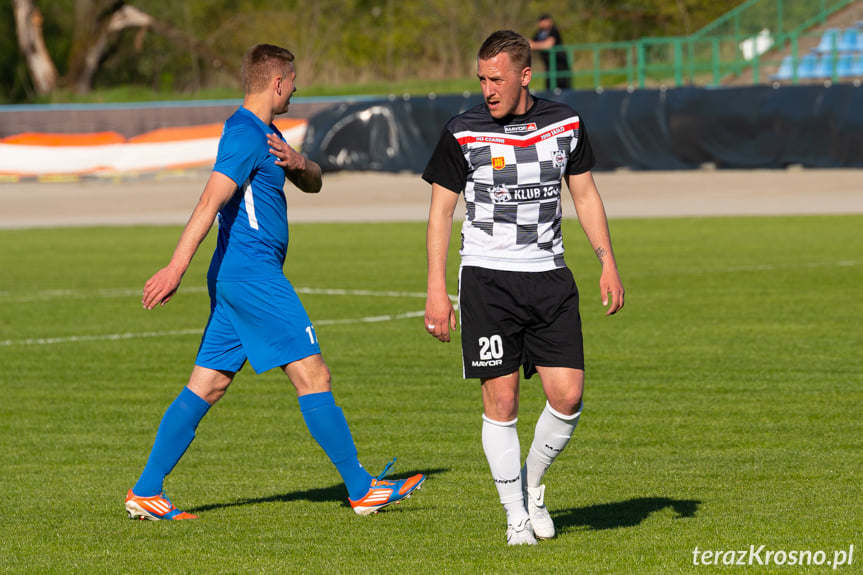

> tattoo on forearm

[{"left": 595, "top": 246, "right": 607, "bottom": 263}]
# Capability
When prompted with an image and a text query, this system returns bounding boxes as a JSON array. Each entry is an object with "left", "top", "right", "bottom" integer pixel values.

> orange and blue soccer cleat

[
  {"left": 349, "top": 458, "right": 425, "bottom": 516},
  {"left": 125, "top": 489, "right": 197, "bottom": 520}
]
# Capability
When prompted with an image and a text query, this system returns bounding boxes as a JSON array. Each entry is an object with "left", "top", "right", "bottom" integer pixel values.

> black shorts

[{"left": 458, "top": 266, "right": 584, "bottom": 380}]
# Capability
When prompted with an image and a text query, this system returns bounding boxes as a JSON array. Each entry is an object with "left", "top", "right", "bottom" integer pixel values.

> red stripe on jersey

[{"left": 456, "top": 120, "right": 580, "bottom": 148}]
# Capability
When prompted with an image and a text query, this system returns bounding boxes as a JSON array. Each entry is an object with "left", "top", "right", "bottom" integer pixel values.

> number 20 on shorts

[{"left": 478, "top": 335, "right": 504, "bottom": 360}]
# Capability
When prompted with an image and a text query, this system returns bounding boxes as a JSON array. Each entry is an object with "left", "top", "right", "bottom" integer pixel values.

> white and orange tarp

[{"left": 0, "top": 118, "right": 307, "bottom": 178}]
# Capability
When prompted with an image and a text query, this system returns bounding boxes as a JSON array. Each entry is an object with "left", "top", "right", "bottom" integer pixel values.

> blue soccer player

[{"left": 125, "top": 43, "right": 424, "bottom": 520}]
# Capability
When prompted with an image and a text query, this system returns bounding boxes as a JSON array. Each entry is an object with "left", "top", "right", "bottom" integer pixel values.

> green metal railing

[
  {"left": 540, "top": 0, "right": 859, "bottom": 90},
  {"left": 690, "top": 0, "right": 850, "bottom": 40}
]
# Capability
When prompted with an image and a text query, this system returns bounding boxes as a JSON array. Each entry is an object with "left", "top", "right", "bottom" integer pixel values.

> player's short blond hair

[
  {"left": 478, "top": 30, "right": 531, "bottom": 71},
  {"left": 241, "top": 44, "right": 295, "bottom": 94}
]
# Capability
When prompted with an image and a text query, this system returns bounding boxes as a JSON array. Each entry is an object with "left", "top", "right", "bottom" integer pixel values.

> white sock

[
  {"left": 482, "top": 414, "right": 528, "bottom": 525},
  {"left": 523, "top": 401, "right": 582, "bottom": 488}
]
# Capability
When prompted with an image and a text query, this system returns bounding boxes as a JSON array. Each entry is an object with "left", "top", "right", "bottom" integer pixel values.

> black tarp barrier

[
  {"left": 301, "top": 84, "right": 863, "bottom": 173},
  {"left": 557, "top": 89, "right": 694, "bottom": 170},
  {"left": 662, "top": 85, "right": 863, "bottom": 169},
  {"left": 300, "top": 95, "right": 482, "bottom": 172}
]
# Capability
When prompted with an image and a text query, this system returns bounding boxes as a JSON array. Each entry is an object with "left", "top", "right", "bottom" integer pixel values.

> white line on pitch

[
  {"left": 0, "top": 310, "right": 430, "bottom": 347},
  {"left": 315, "top": 310, "right": 427, "bottom": 325},
  {"left": 1, "top": 260, "right": 857, "bottom": 303},
  {"left": 0, "top": 286, "right": 430, "bottom": 303},
  {"left": 0, "top": 328, "right": 203, "bottom": 347}
]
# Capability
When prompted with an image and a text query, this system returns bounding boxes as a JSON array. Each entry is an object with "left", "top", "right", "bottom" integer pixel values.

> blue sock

[
  {"left": 133, "top": 386, "right": 211, "bottom": 497},
  {"left": 298, "top": 391, "right": 372, "bottom": 500}
]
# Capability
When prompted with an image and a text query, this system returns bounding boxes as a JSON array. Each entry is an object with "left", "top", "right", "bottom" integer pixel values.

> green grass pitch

[{"left": 1, "top": 215, "right": 861, "bottom": 574}]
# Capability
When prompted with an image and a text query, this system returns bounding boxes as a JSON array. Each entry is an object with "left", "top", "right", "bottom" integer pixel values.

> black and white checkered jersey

[{"left": 423, "top": 97, "right": 596, "bottom": 272}]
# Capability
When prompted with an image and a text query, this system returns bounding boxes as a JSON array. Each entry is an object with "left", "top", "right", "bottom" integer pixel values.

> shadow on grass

[
  {"left": 555, "top": 497, "right": 700, "bottom": 531},
  {"left": 188, "top": 467, "right": 446, "bottom": 513}
]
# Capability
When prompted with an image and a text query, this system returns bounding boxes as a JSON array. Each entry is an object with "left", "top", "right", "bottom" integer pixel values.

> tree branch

[{"left": 12, "top": 0, "right": 59, "bottom": 95}]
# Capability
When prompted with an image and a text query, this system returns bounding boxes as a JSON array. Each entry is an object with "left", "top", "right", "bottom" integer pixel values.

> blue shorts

[{"left": 195, "top": 277, "right": 321, "bottom": 374}]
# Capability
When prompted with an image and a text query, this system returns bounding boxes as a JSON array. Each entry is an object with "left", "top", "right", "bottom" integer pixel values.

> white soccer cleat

[
  {"left": 505, "top": 517, "right": 538, "bottom": 546},
  {"left": 525, "top": 484, "right": 555, "bottom": 539}
]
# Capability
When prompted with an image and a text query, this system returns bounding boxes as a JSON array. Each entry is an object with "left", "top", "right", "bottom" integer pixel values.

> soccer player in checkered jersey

[
  {"left": 423, "top": 30, "right": 624, "bottom": 545},
  {"left": 124, "top": 43, "right": 424, "bottom": 521}
]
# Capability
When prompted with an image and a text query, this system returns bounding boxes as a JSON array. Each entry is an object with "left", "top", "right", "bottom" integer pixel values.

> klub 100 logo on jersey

[
  {"left": 490, "top": 184, "right": 560, "bottom": 204},
  {"left": 472, "top": 335, "right": 504, "bottom": 367}
]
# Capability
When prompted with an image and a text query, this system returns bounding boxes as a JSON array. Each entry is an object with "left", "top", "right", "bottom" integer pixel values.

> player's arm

[
  {"left": 142, "top": 171, "right": 237, "bottom": 310},
  {"left": 425, "top": 183, "right": 460, "bottom": 342},
  {"left": 565, "top": 170, "right": 625, "bottom": 315},
  {"left": 267, "top": 132, "right": 322, "bottom": 194}
]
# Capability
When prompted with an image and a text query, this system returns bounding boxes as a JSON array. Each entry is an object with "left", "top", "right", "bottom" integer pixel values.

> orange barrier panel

[
  {"left": 128, "top": 124, "right": 223, "bottom": 143},
  {"left": 2, "top": 131, "right": 127, "bottom": 146},
  {"left": 2, "top": 118, "right": 307, "bottom": 147},
  {"left": 273, "top": 118, "right": 307, "bottom": 131},
  {"left": 129, "top": 118, "right": 308, "bottom": 143}
]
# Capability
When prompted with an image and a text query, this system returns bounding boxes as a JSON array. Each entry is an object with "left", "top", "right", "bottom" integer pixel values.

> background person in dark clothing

[{"left": 530, "top": 14, "right": 571, "bottom": 91}]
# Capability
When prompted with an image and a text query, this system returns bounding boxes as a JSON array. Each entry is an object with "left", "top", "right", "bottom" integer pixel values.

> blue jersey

[{"left": 209, "top": 107, "right": 289, "bottom": 282}]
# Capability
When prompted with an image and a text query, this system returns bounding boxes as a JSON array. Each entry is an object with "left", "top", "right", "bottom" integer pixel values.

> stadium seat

[
  {"left": 815, "top": 28, "right": 840, "bottom": 53},
  {"left": 813, "top": 53, "right": 835, "bottom": 78},
  {"left": 796, "top": 53, "right": 819, "bottom": 78},
  {"left": 836, "top": 53, "right": 855, "bottom": 77},
  {"left": 852, "top": 53, "right": 863, "bottom": 76},
  {"left": 838, "top": 28, "right": 859, "bottom": 52},
  {"left": 771, "top": 55, "right": 794, "bottom": 80}
]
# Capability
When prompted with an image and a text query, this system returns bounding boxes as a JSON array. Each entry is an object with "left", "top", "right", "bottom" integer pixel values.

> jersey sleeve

[
  {"left": 566, "top": 116, "right": 597, "bottom": 175},
  {"left": 214, "top": 122, "right": 260, "bottom": 187},
  {"left": 422, "top": 126, "right": 468, "bottom": 193}
]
